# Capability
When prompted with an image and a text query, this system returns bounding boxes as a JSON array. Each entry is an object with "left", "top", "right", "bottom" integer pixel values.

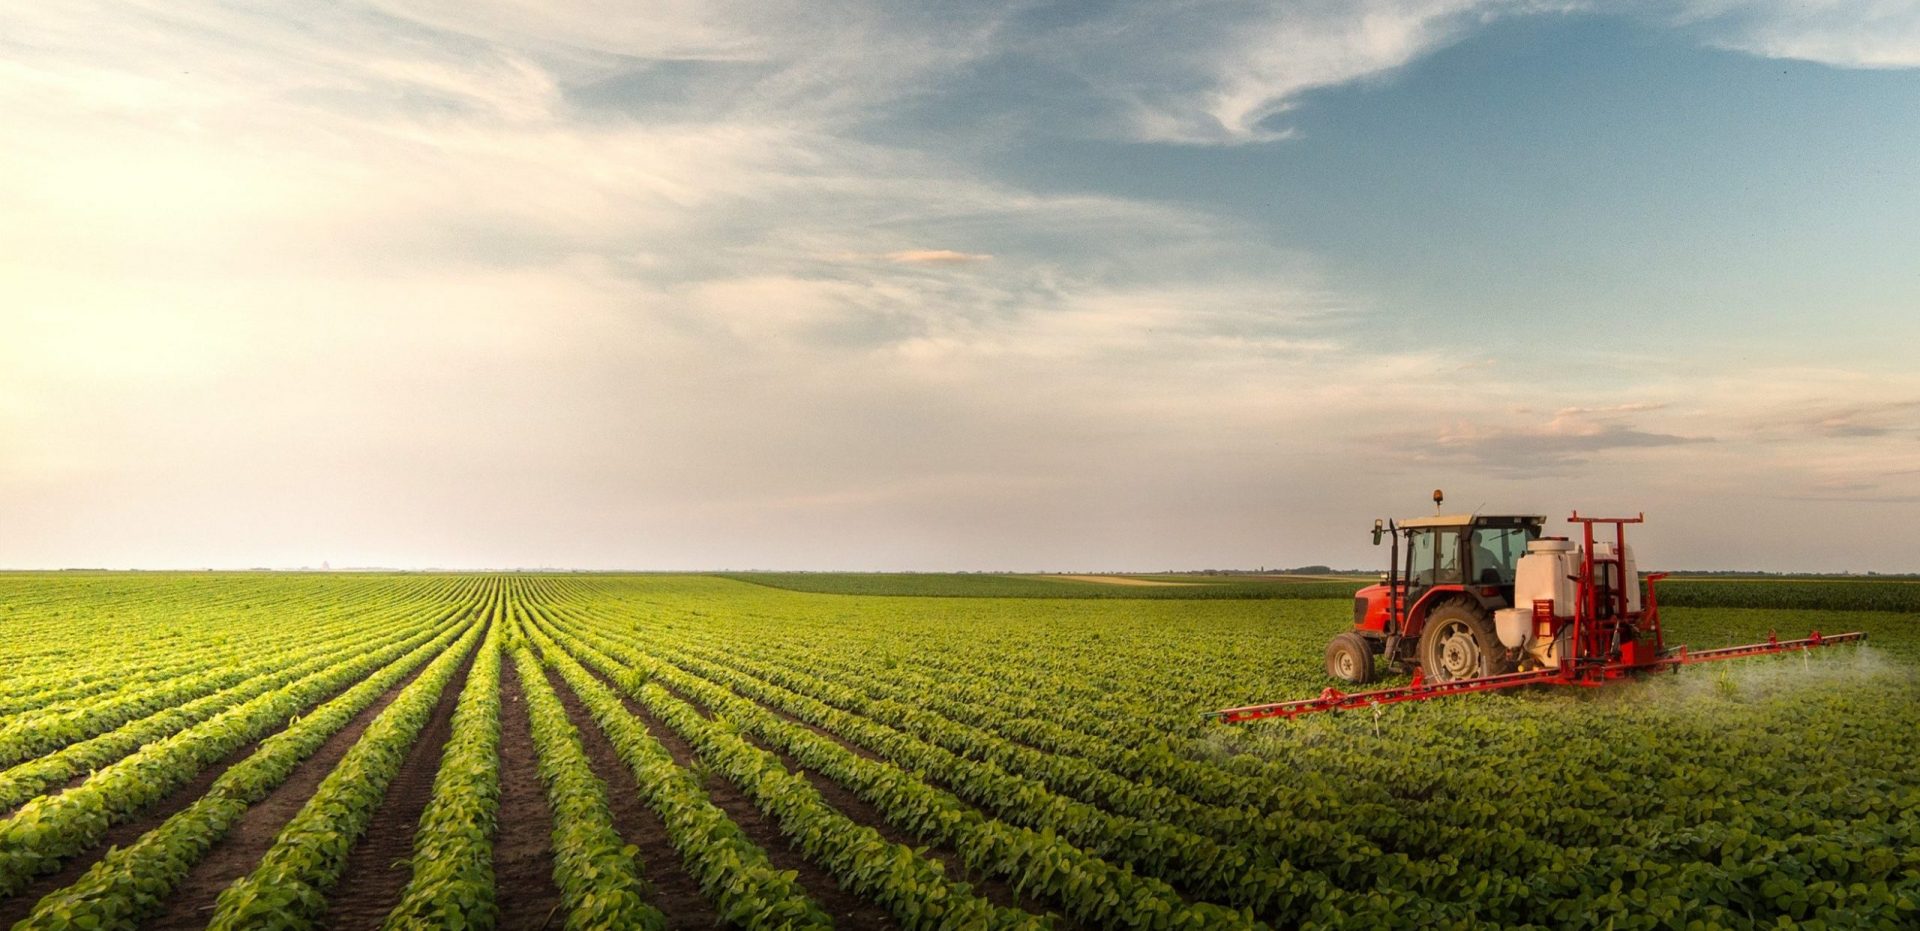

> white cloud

[
  {"left": 1011, "top": 0, "right": 1917, "bottom": 144},
  {"left": 1674, "top": 0, "right": 1920, "bottom": 68},
  {"left": 1010, "top": 0, "right": 1581, "bottom": 144}
]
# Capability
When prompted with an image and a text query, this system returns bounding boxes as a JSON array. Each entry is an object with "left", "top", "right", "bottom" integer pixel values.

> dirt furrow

[
  {"left": 0, "top": 735, "right": 266, "bottom": 926},
  {"left": 656, "top": 677, "right": 1061, "bottom": 922},
  {"left": 319, "top": 643, "right": 479, "bottom": 930},
  {"left": 570, "top": 655, "right": 897, "bottom": 929},
  {"left": 495, "top": 659, "right": 565, "bottom": 931},
  {"left": 0, "top": 650, "right": 448, "bottom": 931},
  {"left": 541, "top": 662, "right": 720, "bottom": 930}
]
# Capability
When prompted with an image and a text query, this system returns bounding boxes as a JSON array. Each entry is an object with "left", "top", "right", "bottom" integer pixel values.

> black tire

[
  {"left": 1324, "top": 632, "right": 1376, "bottom": 685},
  {"left": 1417, "top": 600, "right": 1512, "bottom": 682}
]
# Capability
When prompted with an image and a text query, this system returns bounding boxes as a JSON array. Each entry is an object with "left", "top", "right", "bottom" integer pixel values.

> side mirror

[{"left": 1371, "top": 519, "right": 1384, "bottom": 546}]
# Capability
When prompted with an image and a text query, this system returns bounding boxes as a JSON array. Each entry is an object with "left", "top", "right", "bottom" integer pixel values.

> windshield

[{"left": 1470, "top": 526, "right": 1532, "bottom": 585}]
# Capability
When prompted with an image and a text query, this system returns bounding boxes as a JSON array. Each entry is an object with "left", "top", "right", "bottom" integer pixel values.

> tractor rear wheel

[
  {"left": 1418, "top": 601, "right": 1510, "bottom": 682},
  {"left": 1324, "top": 632, "right": 1376, "bottom": 684}
]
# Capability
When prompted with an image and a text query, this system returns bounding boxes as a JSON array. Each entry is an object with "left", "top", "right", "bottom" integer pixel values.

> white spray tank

[{"left": 1495, "top": 538, "right": 1583, "bottom": 668}]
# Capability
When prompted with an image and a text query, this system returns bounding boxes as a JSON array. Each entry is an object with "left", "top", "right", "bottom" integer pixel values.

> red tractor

[
  {"left": 1208, "top": 492, "right": 1865, "bottom": 723},
  {"left": 1328, "top": 492, "right": 1552, "bottom": 685}
]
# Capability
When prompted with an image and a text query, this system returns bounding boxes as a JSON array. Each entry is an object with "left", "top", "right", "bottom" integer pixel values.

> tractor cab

[
  {"left": 1330, "top": 492, "right": 1546, "bottom": 685},
  {"left": 1397, "top": 513, "right": 1543, "bottom": 606}
]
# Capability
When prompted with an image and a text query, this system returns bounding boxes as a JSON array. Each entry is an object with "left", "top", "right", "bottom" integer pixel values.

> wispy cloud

[
  {"left": 993, "top": 1, "right": 1920, "bottom": 144},
  {"left": 884, "top": 249, "right": 994, "bottom": 265},
  {"left": 1386, "top": 404, "right": 1709, "bottom": 474},
  {"left": 1794, "top": 401, "right": 1920, "bottom": 438},
  {"left": 1674, "top": 0, "right": 1920, "bottom": 68}
]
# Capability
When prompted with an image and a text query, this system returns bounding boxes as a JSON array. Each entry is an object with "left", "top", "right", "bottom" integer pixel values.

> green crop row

[
  {"left": 723, "top": 571, "right": 1920, "bottom": 611},
  {"left": 0, "top": 604, "right": 393, "bottom": 766},
  {"left": 671, "top": 590, "right": 1920, "bottom": 926},
  {"left": 518, "top": 615, "right": 836, "bottom": 928},
  {"left": 12, "top": 608, "right": 474, "bottom": 930},
  {"left": 526, "top": 610, "right": 1055, "bottom": 931},
  {"left": 0, "top": 610, "right": 364, "bottom": 740},
  {"left": 624, "top": 631, "right": 1386, "bottom": 923},
  {"left": 381, "top": 602, "right": 507, "bottom": 931},
  {"left": 527, "top": 600, "right": 1253, "bottom": 931},
  {"left": 655, "top": 621, "right": 1861, "bottom": 924},
  {"left": 0, "top": 600, "right": 465, "bottom": 814},
  {"left": 541, "top": 606, "right": 1305, "bottom": 927},
  {"left": 661, "top": 626, "right": 1371, "bottom": 860},
  {"left": 508, "top": 626, "right": 665, "bottom": 931},
  {"left": 0, "top": 575, "right": 461, "bottom": 721},
  {"left": 205, "top": 616, "right": 485, "bottom": 930},
  {"left": 683, "top": 625, "right": 1318, "bottom": 814},
  {"left": 0, "top": 610, "right": 475, "bottom": 898},
  {"left": 3, "top": 571, "right": 1912, "bottom": 930}
]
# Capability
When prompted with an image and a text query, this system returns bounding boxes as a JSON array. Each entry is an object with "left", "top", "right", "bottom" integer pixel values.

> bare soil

[
  {"left": 570, "top": 655, "right": 898, "bottom": 929},
  {"left": 0, "top": 732, "right": 269, "bottom": 927},
  {"left": 540, "top": 662, "right": 720, "bottom": 930},
  {"left": 493, "top": 659, "right": 564, "bottom": 931},
  {"left": 0, "top": 644, "right": 465, "bottom": 930},
  {"left": 663, "top": 681, "right": 1062, "bottom": 921},
  {"left": 142, "top": 646, "right": 444, "bottom": 930},
  {"left": 319, "top": 642, "right": 478, "bottom": 929}
]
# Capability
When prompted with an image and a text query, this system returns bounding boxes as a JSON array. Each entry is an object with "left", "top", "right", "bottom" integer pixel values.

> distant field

[
  {"left": 717, "top": 571, "right": 1370, "bottom": 599},
  {"left": 720, "top": 571, "right": 1920, "bottom": 612},
  {"left": 1657, "top": 577, "right": 1920, "bottom": 612}
]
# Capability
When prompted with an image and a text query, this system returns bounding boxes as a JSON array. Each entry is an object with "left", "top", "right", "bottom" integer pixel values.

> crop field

[{"left": 0, "top": 573, "right": 1915, "bottom": 930}]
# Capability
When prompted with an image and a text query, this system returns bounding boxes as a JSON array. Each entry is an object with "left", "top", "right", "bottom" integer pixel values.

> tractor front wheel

[
  {"left": 1324, "top": 632, "right": 1376, "bottom": 684},
  {"left": 1418, "top": 602, "right": 1510, "bottom": 682}
]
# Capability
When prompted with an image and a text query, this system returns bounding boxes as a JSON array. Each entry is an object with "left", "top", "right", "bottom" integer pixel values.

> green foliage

[
  {"left": 383, "top": 603, "right": 508, "bottom": 931},
  {"left": 206, "top": 616, "right": 487, "bottom": 930},
  {"left": 1, "top": 572, "right": 1914, "bottom": 930},
  {"left": 1658, "top": 577, "right": 1920, "bottom": 613},
  {"left": 0, "top": 596, "right": 476, "bottom": 900},
  {"left": 509, "top": 628, "right": 665, "bottom": 931},
  {"left": 724, "top": 571, "right": 1920, "bottom": 612},
  {"left": 524, "top": 612, "right": 1055, "bottom": 930},
  {"left": 521, "top": 610, "right": 836, "bottom": 928},
  {"left": 0, "top": 598, "right": 466, "bottom": 812},
  {"left": 14, "top": 592, "right": 478, "bottom": 930},
  {"left": 527, "top": 574, "right": 1920, "bottom": 930}
]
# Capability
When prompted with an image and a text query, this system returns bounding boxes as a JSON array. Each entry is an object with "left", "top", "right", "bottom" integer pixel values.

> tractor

[
  {"left": 1327, "top": 490, "right": 1550, "bottom": 685},
  {"left": 1207, "top": 491, "right": 1865, "bottom": 723}
]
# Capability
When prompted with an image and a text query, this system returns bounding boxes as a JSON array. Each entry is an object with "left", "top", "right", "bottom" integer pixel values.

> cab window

[
  {"left": 1407, "top": 529, "right": 1463, "bottom": 587},
  {"left": 1407, "top": 531, "right": 1435, "bottom": 587},
  {"left": 1470, "top": 527, "right": 1531, "bottom": 585},
  {"left": 1434, "top": 530, "right": 1462, "bottom": 583}
]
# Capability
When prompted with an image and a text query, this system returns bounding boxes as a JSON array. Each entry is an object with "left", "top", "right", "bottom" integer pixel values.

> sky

[{"left": 3, "top": 1, "right": 1919, "bottom": 572}]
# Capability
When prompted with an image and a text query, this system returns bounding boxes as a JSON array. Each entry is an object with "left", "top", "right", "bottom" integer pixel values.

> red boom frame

[{"left": 1207, "top": 513, "right": 1867, "bottom": 724}]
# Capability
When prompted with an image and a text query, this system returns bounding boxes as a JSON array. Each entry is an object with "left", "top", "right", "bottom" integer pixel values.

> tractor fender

[{"left": 1402, "top": 585, "right": 1472, "bottom": 639}]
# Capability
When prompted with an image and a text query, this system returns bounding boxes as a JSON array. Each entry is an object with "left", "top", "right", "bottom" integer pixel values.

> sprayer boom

[{"left": 1206, "top": 628, "right": 1866, "bottom": 724}]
